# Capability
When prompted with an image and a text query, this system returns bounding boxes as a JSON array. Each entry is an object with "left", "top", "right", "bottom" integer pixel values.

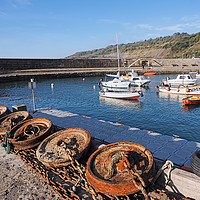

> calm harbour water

[{"left": 1, "top": 74, "right": 200, "bottom": 143}]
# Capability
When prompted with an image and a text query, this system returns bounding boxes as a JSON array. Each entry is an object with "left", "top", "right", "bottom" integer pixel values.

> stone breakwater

[{"left": 1, "top": 58, "right": 200, "bottom": 83}]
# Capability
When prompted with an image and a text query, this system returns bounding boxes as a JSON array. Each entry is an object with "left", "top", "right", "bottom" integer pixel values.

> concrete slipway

[{"left": 32, "top": 108, "right": 200, "bottom": 199}]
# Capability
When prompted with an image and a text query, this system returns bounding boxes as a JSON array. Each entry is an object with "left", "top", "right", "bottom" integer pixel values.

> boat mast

[{"left": 116, "top": 32, "right": 120, "bottom": 73}]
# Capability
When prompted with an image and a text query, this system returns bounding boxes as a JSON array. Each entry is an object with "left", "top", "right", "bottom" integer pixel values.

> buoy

[
  {"left": 186, "top": 88, "right": 190, "bottom": 92},
  {"left": 167, "top": 87, "right": 170, "bottom": 91},
  {"left": 93, "top": 85, "right": 96, "bottom": 89},
  {"left": 83, "top": 78, "right": 85, "bottom": 81},
  {"left": 51, "top": 83, "right": 54, "bottom": 88}
]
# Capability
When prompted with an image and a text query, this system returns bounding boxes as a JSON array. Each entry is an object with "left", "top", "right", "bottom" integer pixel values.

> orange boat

[
  {"left": 144, "top": 72, "right": 156, "bottom": 75},
  {"left": 182, "top": 96, "right": 200, "bottom": 105}
]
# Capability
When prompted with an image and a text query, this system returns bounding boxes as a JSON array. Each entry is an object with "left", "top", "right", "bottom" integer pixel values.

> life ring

[
  {"left": 191, "top": 151, "right": 200, "bottom": 177},
  {"left": 186, "top": 88, "right": 190, "bottom": 92}
]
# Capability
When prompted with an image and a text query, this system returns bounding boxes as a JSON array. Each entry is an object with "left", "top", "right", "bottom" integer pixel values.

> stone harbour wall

[
  {"left": 0, "top": 58, "right": 118, "bottom": 72},
  {"left": 1, "top": 58, "right": 200, "bottom": 83}
]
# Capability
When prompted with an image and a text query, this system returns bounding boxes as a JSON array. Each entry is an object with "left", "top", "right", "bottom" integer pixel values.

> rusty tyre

[
  {"left": 8, "top": 118, "right": 53, "bottom": 150},
  {"left": 191, "top": 150, "right": 200, "bottom": 177},
  {"left": 36, "top": 128, "right": 91, "bottom": 167},
  {"left": 0, "top": 111, "right": 32, "bottom": 135},
  {"left": 86, "top": 142, "right": 155, "bottom": 196}
]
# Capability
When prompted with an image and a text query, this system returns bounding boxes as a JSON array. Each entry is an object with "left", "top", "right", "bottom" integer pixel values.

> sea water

[{"left": 1, "top": 75, "right": 200, "bottom": 143}]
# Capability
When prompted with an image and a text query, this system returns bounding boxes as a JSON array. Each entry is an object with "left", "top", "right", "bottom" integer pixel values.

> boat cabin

[{"left": 164, "top": 74, "right": 197, "bottom": 86}]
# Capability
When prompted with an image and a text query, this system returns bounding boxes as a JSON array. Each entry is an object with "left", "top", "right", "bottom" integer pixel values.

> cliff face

[{"left": 67, "top": 32, "right": 200, "bottom": 59}]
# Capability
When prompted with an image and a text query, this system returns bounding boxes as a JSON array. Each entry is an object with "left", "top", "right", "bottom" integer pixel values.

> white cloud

[
  {"left": 137, "top": 24, "right": 153, "bottom": 30},
  {"left": 181, "top": 15, "right": 200, "bottom": 22},
  {"left": 7, "top": 0, "right": 31, "bottom": 8},
  {"left": 137, "top": 22, "right": 200, "bottom": 32}
]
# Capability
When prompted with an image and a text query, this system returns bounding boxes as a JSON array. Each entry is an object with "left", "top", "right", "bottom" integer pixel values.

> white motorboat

[
  {"left": 163, "top": 74, "right": 197, "bottom": 86},
  {"left": 99, "top": 89, "right": 143, "bottom": 99},
  {"left": 120, "top": 70, "right": 151, "bottom": 87},
  {"left": 100, "top": 78, "right": 130, "bottom": 89},
  {"left": 156, "top": 84, "right": 200, "bottom": 95}
]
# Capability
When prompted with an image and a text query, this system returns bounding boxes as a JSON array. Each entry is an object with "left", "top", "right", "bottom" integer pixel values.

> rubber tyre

[{"left": 191, "top": 151, "right": 200, "bottom": 177}]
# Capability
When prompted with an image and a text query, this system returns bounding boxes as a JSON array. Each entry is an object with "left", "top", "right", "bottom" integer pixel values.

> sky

[{"left": 1, "top": 0, "right": 200, "bottom": 58}]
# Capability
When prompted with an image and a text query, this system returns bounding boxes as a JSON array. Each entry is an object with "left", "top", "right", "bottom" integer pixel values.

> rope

[
  {"left": 104, "top": 152, "right": 126, "bottom": 180},
  {"left": 151, "top": 160, "right": 174, "bottom": 186}
]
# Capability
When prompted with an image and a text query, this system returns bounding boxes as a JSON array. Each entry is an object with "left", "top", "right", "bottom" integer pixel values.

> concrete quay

[
  {"left": 33, "top": 108, "right": 200, "bottom": 168},
  {"left": 1, "top": 65, "right": 200, "bottom": 83},
  {"left": 32, "top": 108, "right": 200, "bottom": 199}
]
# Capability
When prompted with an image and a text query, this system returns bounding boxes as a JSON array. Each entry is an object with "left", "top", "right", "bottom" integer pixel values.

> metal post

[{"left": 28, "top": 78, "right": 36, "bottom": 112}]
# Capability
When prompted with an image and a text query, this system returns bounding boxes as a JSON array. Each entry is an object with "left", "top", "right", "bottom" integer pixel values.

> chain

[{"left": 123, "top": 160, "right": 149, "bottom": 200}]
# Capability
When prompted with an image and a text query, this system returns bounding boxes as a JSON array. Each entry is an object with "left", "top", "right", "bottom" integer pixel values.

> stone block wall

[{"left": 0, "top": 58, "right": 118, "bottom": 72}]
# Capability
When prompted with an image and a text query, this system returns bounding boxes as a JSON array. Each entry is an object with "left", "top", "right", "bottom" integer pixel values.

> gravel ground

[{"left": 0, "top": 146, "right": 62, "bottom": 200}]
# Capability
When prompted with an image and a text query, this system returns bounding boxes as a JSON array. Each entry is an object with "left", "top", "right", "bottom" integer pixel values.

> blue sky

[{"left": 1, "top": 0, "right": 200, "bottom": 58}]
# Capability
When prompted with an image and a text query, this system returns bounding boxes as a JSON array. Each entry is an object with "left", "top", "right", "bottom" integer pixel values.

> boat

[
  {"left": 99, "top": 89, "right": 143, "bottom": 99},
  {"left": 120, "top": 70, "right": 151, "bottom": 87},
  {"left": 163, "top": 74, "right": 197, "bottom": 86},
  {"left": 144, "top": 72, "right": 156, "bottom": 75},
  {"left": 156, "top": 84, "right": 200, "bottom": 95},
  {"left": 99, "top": 34, "right": 131, "bottom": 89},
  {"left": 182, "top": 96, "right": 200, "bottom": 105}
]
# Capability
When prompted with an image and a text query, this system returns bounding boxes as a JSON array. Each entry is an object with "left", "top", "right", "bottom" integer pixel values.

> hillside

[{"left": 67, "top": 32, "right": 200, "bottom": 59}]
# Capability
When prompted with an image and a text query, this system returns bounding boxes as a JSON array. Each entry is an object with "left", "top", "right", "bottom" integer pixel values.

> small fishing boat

[
  {"left": 156, "top": 84, "right": 200, "bottom": 95},
  {"left": 163, "top": 74, "right": 197, "bottom": 86},
  {"left": 99, "top": 89, "right": 143, "bottom": 100},
  {"left": 144, "top": 72, "right": 156, "bottom": 75},
  {"left": 182, "top": 96, "right": 200, "bottom": 105}
]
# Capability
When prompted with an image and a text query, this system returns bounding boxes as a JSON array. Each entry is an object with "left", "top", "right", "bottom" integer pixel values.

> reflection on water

[
  {"left": 182, "top": 104, "right": 200, "bottom": 111},
  {"left": 99, "top": 96, "right": 142, "bottom": 110},
  {"left": 155, "top": 92, "right": 187, "bottom": 102}
]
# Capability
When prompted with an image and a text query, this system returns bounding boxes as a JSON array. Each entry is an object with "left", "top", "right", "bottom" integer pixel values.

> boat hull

[
  {"left": 99, "top": 91, "right": 140, "bottom": 99},
  {"left": 144, "top": 72, "right": 156, "bottom": 75},
  {"left": 182, "top": 97, "right": 200, "bottom": 105}
]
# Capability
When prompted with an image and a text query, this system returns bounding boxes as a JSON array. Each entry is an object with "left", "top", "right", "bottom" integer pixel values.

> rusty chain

[{"left": 0, "top": 134, "right": 192, "bottom": 200}]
